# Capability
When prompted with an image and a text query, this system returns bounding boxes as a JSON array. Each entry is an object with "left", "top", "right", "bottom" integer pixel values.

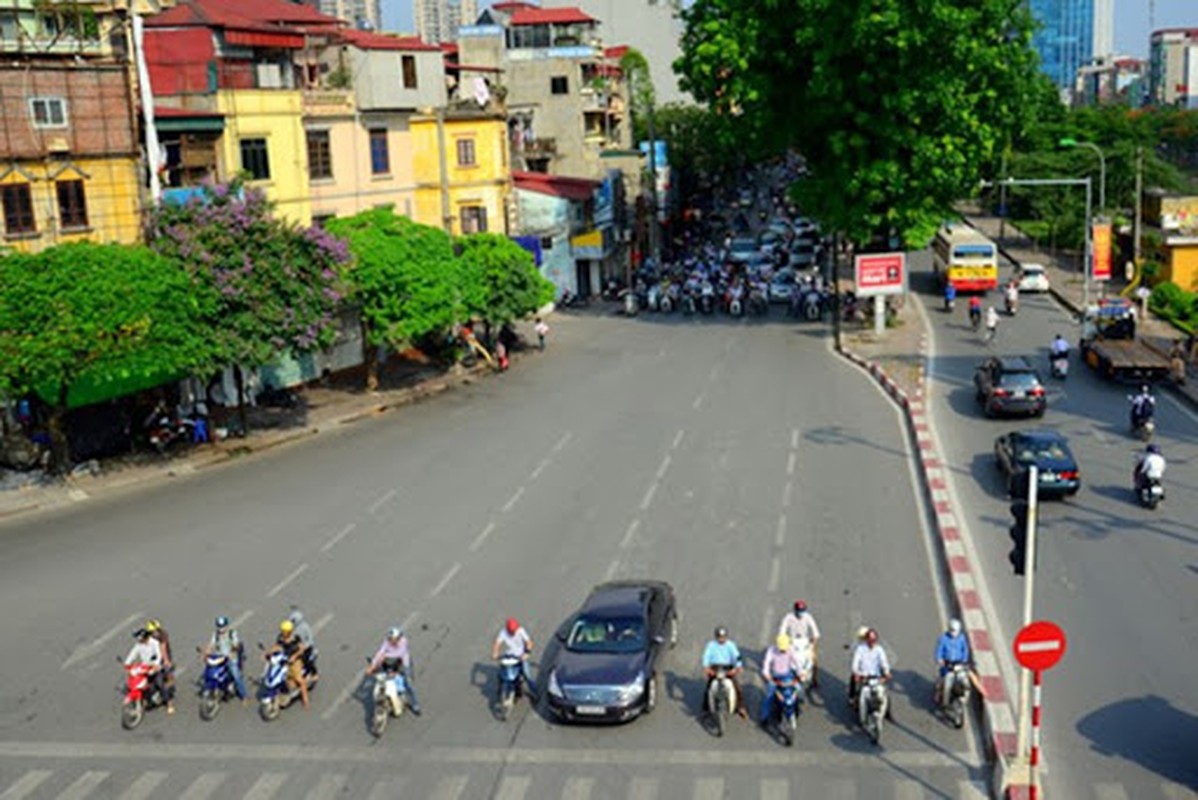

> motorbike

[
  {"left": 706, "top": 665, "right": 738, "bottom": 738},
  {"left": 659, "top": 285, "right": 677, "bottom": 314},
  {"left": 1135, "top": 473, "right": 1166, "bottom": 510},
  {"left": 802, "top": 290, "right": 822, "bottom": 322},
  {"left": 683, "top": 292, "right": 697, "bottom": 316},
  {"left": 748, "top": 286, "right": 769, "bottom": 317},
  {"left": 197, "top": 649, "right": 240, "bottom": 721},
  {"left": 699, "top": 286, "right": 715, "bottom": 315},
  {"left": 944, "top": 294, "right": 956, "bottom": 313},
  {"left": 969, "top": 306, "right": 982, "bottom": 332},
  {"left": 369, "top": 662, "right": 408, "bottom": 737},
  {"left": 1050, "top": 352, "right": 1069, "bottom": 379},
  {"left": 726, "top": 291, "right": 744, "bottom": 317},
  {"left": 146, "top": 415, "right": 192, "bottom": 454},
  {"left": 120, "top": 662, "right": 169, "bottom": 730},
  {"left": 1005, "top": 293, "right": 1019, "bottom": 316},
  {"left": 858, "top": 676, "right": 888, "bottom": 745},
  {"left": 768, "top": 673, "right": 802, "bottom": 747},
  {"left": 940, "top": 663, "right": 970, "bottom": 729},
  {"left": 646, "top": 284, "right": 661, "bottom": 312},
  {"left": 258, "top": 646, "right": 317, "bottom": 722},
  {"left": 623, "top": 290, "right": 638, "bottom": 317},
  {"left": 1130, "top": 412, "right": 1156, "bottom": 442},
  {"left": 496, "top": 655, "right": 526, "bottom": 721}
]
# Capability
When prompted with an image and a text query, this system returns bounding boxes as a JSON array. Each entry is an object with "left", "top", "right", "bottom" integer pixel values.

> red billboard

[
  {"left": 854, "top": 253, "right": 906, "bottom": 297},
  {"left": 1091, "top": 222, "right": 1112, "bottom": 282}
]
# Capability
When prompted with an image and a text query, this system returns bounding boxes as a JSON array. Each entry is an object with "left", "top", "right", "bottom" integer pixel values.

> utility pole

[
  {"left": 131, "top": 11, "right": 161, "bottom": 204},
  {"left": 1133, "top": 145, "right": 1143, "bottom": 269},
  {"left": 637, "top": 68, "right": 660, "bottom": 267},
  {"left": 435, "top": 106, "right": 452, "bottom": 236}
]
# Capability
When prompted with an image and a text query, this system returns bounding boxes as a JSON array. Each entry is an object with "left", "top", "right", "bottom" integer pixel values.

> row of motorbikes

[{"left": 622, "top": 277, "right": 829, "bottom": 322}]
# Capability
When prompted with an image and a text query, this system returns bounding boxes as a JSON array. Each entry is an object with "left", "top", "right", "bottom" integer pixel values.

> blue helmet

[{"left": 1147, "top": 443, "right": 1162, "bottom": 455}]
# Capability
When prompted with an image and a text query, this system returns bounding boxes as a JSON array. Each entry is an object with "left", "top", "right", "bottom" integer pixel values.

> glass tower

[{"left": 1028, "top": 0, "right": 1095, "bottom": 89}]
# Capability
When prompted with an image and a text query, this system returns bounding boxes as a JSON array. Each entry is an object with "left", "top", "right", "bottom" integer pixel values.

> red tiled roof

[
  {"left": 513, "top": 170, "right": 599, "bottom": 201},
  {"left": 146, "top": 0, "right": 339, "bottom": 32},
  {"left": 509, "top": 6, "right": 595, "bottom": 26},
  {"left": 604, "top": 45, "right": 629, "bottom": 60},
  {"left": 338, "top": 29, "right": 439, "bottom": 51},
  {"left": 492, "top": 2, "right": 535, "bottom": 12},
  {"left": 440, "top": 42, "right": 459, "bottom": 54}
]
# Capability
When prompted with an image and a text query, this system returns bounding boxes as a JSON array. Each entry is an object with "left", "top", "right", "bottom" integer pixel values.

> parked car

[
  {"left": 994, "top": 429, "right": 1081, "bottom": 498},
  {"left": 788, "top": 240, "right": 819, "bottom": 270},
  {"left": 769, "top": 269, "right": 796, "bottom": 304},
  {"left": 728, "top": 237, "right": 760, "bottom": 264},
  {"left": 792, "top": 218, "right": 819, "bottom": 237},
  {"left": 1016, "top": 263, "right": 1050, "bottom": 293},
  {"left": 543, "top": 580, "right": 677, "bottom": 723},
  {"left": 974, "top": 356, "right": 1046, "bottom": 417},
  {"left": 759, "top": 230, "right": 782, "bottom": 255}
]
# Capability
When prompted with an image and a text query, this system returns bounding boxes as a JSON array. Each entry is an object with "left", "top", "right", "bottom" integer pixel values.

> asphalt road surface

[
  {"left": 920, "top": 255, "right": 1198, "bottom": 800},
  {"left": 0, "top": 309, "right": 985, "bottom": 799}
]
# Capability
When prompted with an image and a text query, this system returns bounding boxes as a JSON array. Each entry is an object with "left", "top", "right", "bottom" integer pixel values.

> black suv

[{"left": 974, "top": 357, "right": 1046, "bottom": 417}]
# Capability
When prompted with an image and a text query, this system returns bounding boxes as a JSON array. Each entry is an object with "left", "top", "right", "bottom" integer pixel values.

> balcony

[
  {"left": 521, "top": 137, "right": 557, "bottom": 158},
  {"left": 303, "top": 88, "right": 354, "bottom": 116}
]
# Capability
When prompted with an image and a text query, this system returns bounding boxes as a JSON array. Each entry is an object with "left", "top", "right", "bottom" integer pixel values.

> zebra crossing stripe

[
  {"left": 242, "top": 772, "right": 289, "bottom": 800},
  {"left": 825, "top": 777, "right": 857, "bottom": 800},
  {"left": 561, "top": 776, "right": 594, "bottom": 800},
  {"left": 1094, "top": 783, "right": 1131, "bottom": 800},
  {"left": 0, "top": 770, "right": 51, "bottom": 800},
  {"left": 303, "top": 773, "right": 347, "bottom": 800},
  {"left": 177, "top": 771, "right": 226, "bottom": 800},
  {"left": 760, "top": 778, "right": 788, "bottom": 800},
  {"left": 117, "top": 771, "right": 167, "bottom": 800},
  {"left": 57, "top": 771, "right": 109, "bottom": 800},
  {"left": 365, "top": 776, "right": 409, "bottom": 800},
  {"left": 628, "top": 777, "right": 659, "bottom": 800},
  {"left": 429, "top": 775, "right": 469, "bottom": 800},
  {"left": 894, "top": 779, "right": 923, "bottom": 800},
  {"left": 495, "top": 775, "right": 532, "bottom": 800},
  {"left": 693, "top": 777, "right": 724, "bottom": 800}
]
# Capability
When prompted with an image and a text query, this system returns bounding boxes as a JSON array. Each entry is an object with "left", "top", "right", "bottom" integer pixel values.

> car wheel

[
  {"left": 644, "top": 673, "right": 658, "bottom": 714},
  {"left": 667, "top": 612, "right": 678, "bottom": 649}
]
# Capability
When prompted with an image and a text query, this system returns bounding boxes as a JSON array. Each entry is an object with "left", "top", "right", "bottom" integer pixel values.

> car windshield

[
  {"left": 999, "top": 373, "right": 1040, "bottom": 389},
  {"left": 1022, "top": 266, "right": 1045, "bottom": 276},
  {"left": 566, "top": 615, "right": 647, "bottom": 654},
  {"left": 1015, "top": 437, "right": 1069, "bottom": 463},
  {"left": 731, "top": 239, "right": 757, "bottom": 253}
]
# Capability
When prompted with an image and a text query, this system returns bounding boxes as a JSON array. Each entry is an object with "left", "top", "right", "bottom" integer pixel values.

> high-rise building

[
  {"left": 1149, "top": 28, "right": 1198, "bottom": 108},
  {"left": 301, "top": 0, "right": 382, "bottom": 29},
  {"left": 1028, "top": 0, "right": 1097, "bottom": 90},
  {"left": 415, "top": 0, "right": 478, "bottom": 44}
]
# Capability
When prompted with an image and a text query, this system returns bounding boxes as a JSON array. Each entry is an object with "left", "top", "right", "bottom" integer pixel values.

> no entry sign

[{"left": 1014, "top": 620, "right": 1067, "bottom": 672}]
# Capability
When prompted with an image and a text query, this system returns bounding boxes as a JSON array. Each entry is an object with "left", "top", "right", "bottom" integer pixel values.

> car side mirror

[{"left": 653, "top": 635, "right": 666, "bottom": 645}]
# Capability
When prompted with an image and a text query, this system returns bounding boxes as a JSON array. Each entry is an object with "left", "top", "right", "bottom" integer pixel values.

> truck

[{"left": 1079, "top": 298, "right": 1171, "bottom": 383}]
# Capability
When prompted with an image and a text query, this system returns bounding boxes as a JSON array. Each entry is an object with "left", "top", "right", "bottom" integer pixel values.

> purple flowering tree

[{"left": 146, "top": 180, "right": 350, "bottom": 430}]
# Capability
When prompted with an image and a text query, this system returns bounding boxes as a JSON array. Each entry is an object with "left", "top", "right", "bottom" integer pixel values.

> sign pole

[
  {"left": 874, "top": 294, "right": 885, "bottom": 336},
  {"left": 1012, "top": 621, "right": 1067, "bottom": 800},
  {"left": 1016, "top": 465, "right": 1038, "bottom": 760},
  {"left": 1030, "top": 669, "right": 1043, "bottom": 800}
]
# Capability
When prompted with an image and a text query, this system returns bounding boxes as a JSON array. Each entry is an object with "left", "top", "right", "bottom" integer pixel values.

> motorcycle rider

[
  {"left": 125, "top": 627, "right": 173, "bottom": 714},
  {"left": 759, "top": 633, "right": 811, "bottom": 725},
  {"left": 943, "top": 281, "right": 957, "bottom": 312},
  {"left": 1051, "top": 334, "right": 1070, "bottom": 360},
  {"left": 145, "top": 619, "right": 175, "bottom": 708},
  {"left": 367, "top": 626, "right": 421, "bottom": 715},
  {"left": 271, "top": 620, "right": 311, "bottom": 710},
  {"left": 932, "top": 619, "right": 979, "bottom": 707},
  {"left": 850, "top": 628, "right": 891, "bottom": 717},
  {"left": 968, "top": 296, "right": 982, "bottom": 329},
  {"left": 1134, "top": 443, "right": 1167, "bottom": 492},
  {"left": 1004, "top": 281, "right": 1019, "bottom": 314},
  {"left": 984, "top": 306, "right": 1000, "bottom": 343},
  {"left": 288, "top": 609, "right": 317, "bottom": 677},
  {"left": 701, "top": 626, "right": 747, "bottom": 719},
  {"left": 778, "top": 600, "right": 822, "bottom": 688},
  {"left": 491, "top": 617, "right": 536, "bottom": 699},
  {"left": 203, "top": 615, "right": 248, "bottom": 703},
  {"left": 1129, "top": 385, "right": 1156, "bottom": 432}
]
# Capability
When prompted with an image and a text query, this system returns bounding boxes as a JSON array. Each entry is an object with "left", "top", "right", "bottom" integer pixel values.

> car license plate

[
  {"left": 1013, "top": 390, "right": 1026, "bottom": 399},
  {"left": 575, "top": 705, "right": 606, "bottom": 716},
  {"left": 1041, "top": 471, "right": 1056, "bottom": 480}
]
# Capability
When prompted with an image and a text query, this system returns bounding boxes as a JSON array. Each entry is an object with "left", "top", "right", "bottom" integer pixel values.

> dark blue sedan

[{"left": 994, "top": 429, "right": 1081, "bottom": 498}]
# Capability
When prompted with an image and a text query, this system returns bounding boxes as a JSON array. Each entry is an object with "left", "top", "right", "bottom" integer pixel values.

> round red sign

[{"left": 1013, "top": 620, "right": 1067, "bottom": 672}]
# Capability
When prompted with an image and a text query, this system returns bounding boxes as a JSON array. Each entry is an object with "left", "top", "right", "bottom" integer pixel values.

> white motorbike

[{"left": 858, "top": 676, "right": 888, "bottom": 745}]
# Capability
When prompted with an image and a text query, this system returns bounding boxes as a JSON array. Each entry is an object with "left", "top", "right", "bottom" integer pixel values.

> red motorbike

[{"left": 120, "top": 662, "right": 168, "bottom": 730}]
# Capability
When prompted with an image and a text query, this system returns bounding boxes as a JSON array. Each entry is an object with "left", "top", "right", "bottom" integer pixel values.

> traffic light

[{"left": 1009, "top": 500, "right": 1029, "bottom": 576}]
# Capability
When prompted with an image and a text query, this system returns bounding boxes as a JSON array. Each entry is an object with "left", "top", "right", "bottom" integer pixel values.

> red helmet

[
  {"left": 505, "top": 618, "right": 519, "bottom": 635},
  {"left": 793, "top": 600, "right": 808, "bottom": 613}
]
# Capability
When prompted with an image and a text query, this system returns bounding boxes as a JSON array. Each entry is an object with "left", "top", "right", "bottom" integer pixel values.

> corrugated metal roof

[
  {"left": 513, "top": 170, "right": 598, "bottom": 201},
  {"left": 509, "top": 6, "right": 595, "bottom": 26},
  {"left": 338, "top": 29, "right": 439, "bottom": 51}
]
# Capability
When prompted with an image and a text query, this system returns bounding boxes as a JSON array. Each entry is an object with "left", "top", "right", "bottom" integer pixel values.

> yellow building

[
  {"left": 1144, "top": 190, "right": 1198, "bottom": 293},
  {"left": 0, "top": 1, "right": 150, "bottom": 253},
  {"left": 411, "top": 106, "right": 511, "bottom": 235}
]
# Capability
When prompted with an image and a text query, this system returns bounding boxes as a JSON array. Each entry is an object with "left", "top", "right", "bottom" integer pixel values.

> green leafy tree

[
  {"left": 146, "top": 181, "right": 349, "bottom": 424},
  {"left": 621, "top": 48, "right": 656, "bottom": 128},
  {"left": 455, "top": 233, "right": 554, "bottom": 328},
  {"left": 325, "top": 208, "right": 466, "bottom": 390},
  {"left": 0, "top": 243, "right": 215, "bottom": 473},
  {"left": 676, "top": 0, "right": 1041, "bottom": 246}
]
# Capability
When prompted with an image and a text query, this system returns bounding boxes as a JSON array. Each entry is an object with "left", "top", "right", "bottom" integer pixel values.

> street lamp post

[{"left": 1059, "top": 138, "right": 1106, "bottom": 212}]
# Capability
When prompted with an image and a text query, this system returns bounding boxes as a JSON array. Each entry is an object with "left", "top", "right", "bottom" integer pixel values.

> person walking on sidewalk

[
  {"left": 984, "top": 306, "right": 1000, "bottom": 345},
  {"left": 534, "top": 317, "right": 549, "bottom": 351}
]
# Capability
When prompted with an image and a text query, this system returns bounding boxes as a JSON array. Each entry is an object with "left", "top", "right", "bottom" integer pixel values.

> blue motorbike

[
  {"left": 497, "top": 655, "right": 525, "bottom": 721},
  {"left": 258, "top": 648, "right": 316, "bottom": 722},
  {"left": 769, "top": 673, "right": 802, "bottom": 747},
  {"left": 197, "top": 649, "right": 239, "bottom": 721}
]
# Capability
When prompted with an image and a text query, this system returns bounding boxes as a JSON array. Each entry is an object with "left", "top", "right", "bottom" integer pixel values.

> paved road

[
  {"left": 920, "top": 259, "right": 1198, "bottom": 800},
  {"left": 0, "top": 310, "right": 982, "bottom": 799}
]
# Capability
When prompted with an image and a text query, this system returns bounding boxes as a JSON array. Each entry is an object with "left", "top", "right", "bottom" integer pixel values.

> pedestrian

[
  {"left": 534, "top": 317, "right": 549, "bottom": 351},
  {"left": 495, "top": 340, "right": 509, "bottom": 372},
  {"left": 984, "top": 306, "right": 999, "bottom": 344}
]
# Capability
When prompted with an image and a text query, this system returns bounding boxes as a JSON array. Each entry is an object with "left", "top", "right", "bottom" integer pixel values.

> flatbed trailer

[{"left": 1079, "top": 299, "right": 1172, "bottom": 383}]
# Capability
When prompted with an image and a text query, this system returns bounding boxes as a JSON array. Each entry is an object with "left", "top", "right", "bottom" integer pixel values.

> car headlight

[
  {"left": 547, "top": 671, "right": 563, "bottom": 698},
  {"left": 618, "top": 672, "right": 646, "bottom": 704}
]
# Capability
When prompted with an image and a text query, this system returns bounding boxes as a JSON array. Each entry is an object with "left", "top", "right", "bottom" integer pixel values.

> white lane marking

[
  {"left": 303, "top": 773, "right": 347, "bottom": 800},
  {"left": 0, "top": 740, "right": 978, "bottom": 768},
  {"left": 232, "top": 609, "right": 255, "bottom": 629},
  {"left": 430, "top": 562, "right": 462, "bottom": 597},
  {"left": 628, "top": 777, "right": 659, "bottom": 800},
  {"left": 775, "top": 515, "right": 786, "bottom": 548},
  {"left": 0, "top": 770, "right": 51, "bottom": 800},
  {"left": 759, "top": 607, "right": 775, "bottom": 647},
  {"left": 791, "top": 428, "right": 799, "bottom": 449},
  {"left": 767, "top": 557, "right": 781, "bottom": 593},
  {"left": 177, "top": 772, "right": 226, "bottom": 800},
  {"left": 894, "top": 779, "right": 923, "bottom": 800},
  {"left": 552, "top": 431, "right": 573, "bottom": 453},
  {"left": 501, "top": 486, "right": 525, "bottom": 513},
  {"left": 605, "top": 560, "right": 620, "bottom": 581},
  {"left": 640, "top": 482, "right": 659, "bottom": 510},
  {"left": 620, "top": 519, "right": 640, "bottom": 549},
  {"left": 366, "top": 778, "right": 408, "bottom": 800},
  {"left": 958, "top": 779, "right": 989, "bottom": 799},
  {"left": 494, "top": 775, "right": 530, "bottom": 800},
  {"left": 266, "top": 563, "right": 309, "bottom": 599},
  {"left": 242, "top": 773, "right": 289, "bottom": 800},
  {"left": 57, "top": 771, "right": 108, "bottom": 800},
  {"left": 1161, "top": 782, "right": 1198, "bottom": 800},
  {"left": 469, "top": 521, "right": 497, "bottom": 552},
  {"left": 401, "top": 610, "right": 421, "bottom": 633},
  {"left": 529, "top": 457, "right": 551, "bottom": 480},
  {"left": 62, "top": 612, "right": 143, "bottom": 671},
  {"left": 561, "top": 776, "right": 593, "bottom": 800},
  {"left": 312, "top": 613, "right": 334, "bottom": 635},
  {"left": 693, "top": 777, "right": 724, "bottom": 800},
  {"left": 656, "top": 454, "right": 672, "bottom": 480},
  {"left": 319, "top": 672, "right": 366, "bottom": 722},
  {"left": 672, "top": 429, "right": 686, "bottom": 449},
  {"left": 367, "top": 488, "right": 397, "bottom": 515},
  {"left": 320, "top": 523, "right": 356, "bottom": 554},
  {"left": 692, "top": 392, "right": 705, "bottom": 410},
  {"left": 1093, "top": 783, "right": 1131, "bottom": 800},
  {"left": 760, "top": 778, "right": 787, "bottom": 800},
  {"left": 781, "top": 481, "right": 793, "bottom": 508},
  {"left": 825, "top": 778, "right": 856, "bottom": 799},
  {"left": 116, "top": 771, "right": 167, "bottom": 800},
  {"left": 786, "top": 451, "right": 797, "bottom": 476},
  {"left": 429, "top": 776, "right": 469, "bottom": 800}
]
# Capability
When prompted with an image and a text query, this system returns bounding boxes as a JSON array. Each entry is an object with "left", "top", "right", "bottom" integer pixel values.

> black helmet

[{"left": 714, "top": 626, "right": 728, "bottom": 639}]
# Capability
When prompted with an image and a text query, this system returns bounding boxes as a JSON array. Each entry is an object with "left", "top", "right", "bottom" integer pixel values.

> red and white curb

[{"left": 840, "top": 336, "right": 1021, "bottom": 799}]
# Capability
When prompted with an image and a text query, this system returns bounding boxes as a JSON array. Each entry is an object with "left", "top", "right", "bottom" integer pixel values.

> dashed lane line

[
  {"left": 266, "top": 563, "right": 309, "bottom": 599},
  {"left": 312, "top": 613, "right": 334, "bottom": 635},
  {"left": 430, "top": 563, "right": 462, "bottom": 598},
  {"left": 786, "top": 452, "right": 796, "bottom": 475},
  {"left": 62, "top": 612, "right": 143, "bottom": 671},
  {"left": 775, "top": 514, "right": 786, "bottom": 548},
  {"left": 620, "top": 519, "right": 640, "bottom": 549},
  {"left": 551, "top": 431, "right": 573, "bottom": 454},
  {"left": 759, "top": 607, "right": 775, "bottom": 648},
  {"left": 639, "top": 482, "right": 659, "bottom": 511},
  {"left": 672, "top": 429, "right": 686, "bottom": 450},
  {"left": 781, "top": 481, "right": 793, "bottom": 508},
  {"left": 655, "top": 454, "right": 672, "bottom": 480},
  {"left": 367, "top": 489, "right": 397, "bottom": 516},
  {"left": 692, "top": 392, "right": 705, "bottom": 410},
  {"left": 501, "top": 487, "right": 525, "bottom": 513},
  {"left": 605, "top": 560, "right": 620, "bottom": 581},
  {"left": 791, "top": 428, "right": 800, "bottom": 449},
  {"left": 529, "top": 457, "right": 551, "bottom": 481},
  {"left": 469, "top": 521, "right": 497, "bottom": 553},
  {"left": 767, "top": 556, "right": 781, "bottom": 593},
  {"left": 320, "top": 523, "right": 356, "bottom": 554}
]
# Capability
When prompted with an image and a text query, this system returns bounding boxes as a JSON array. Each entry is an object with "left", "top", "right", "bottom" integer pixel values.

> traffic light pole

[{"left": 1016, "top": 465, "right": 1039, "bottom": 768}]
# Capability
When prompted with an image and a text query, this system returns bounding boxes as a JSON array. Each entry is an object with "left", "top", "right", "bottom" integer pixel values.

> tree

[
  {"left": 0, "top": 243, "right": 214, "bottom": 473},
  {"left": 676, "top": 0, "right": 1041, "bottom": 246},
  {"left": 325, "top": 208, "right": 466, "bottom": 390},
  {"left": 621, "top": 47, "right": 656, "bottom": 132},
  {"left": 455, "top": 233, "right": 555, "bottom": 328},
  {"left": 146, "top": 181, "right": 349, "bottom": 423}
]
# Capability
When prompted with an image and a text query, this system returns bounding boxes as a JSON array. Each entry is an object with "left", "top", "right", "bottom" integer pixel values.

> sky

[{"left": 381, "top": 0, "right": 1197, "bottom": 60}]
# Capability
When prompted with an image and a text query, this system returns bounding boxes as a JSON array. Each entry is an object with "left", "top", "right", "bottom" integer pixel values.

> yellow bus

[{"left": 932, "top": 225, "right": 998, "bottom": 292}]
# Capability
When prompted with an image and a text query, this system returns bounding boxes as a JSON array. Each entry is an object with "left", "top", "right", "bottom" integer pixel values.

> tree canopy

[
  {"left": 675, "top": 0, "right": 1042, "bottom": 246},
  {"left": 454, "top": 233, "right": 555, "bottom": 325}
]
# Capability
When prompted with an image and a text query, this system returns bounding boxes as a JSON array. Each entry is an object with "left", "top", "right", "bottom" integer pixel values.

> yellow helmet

[
  {"left": 145, "top": 619, "right": 161, "bottom": 633},
  {"left": 279, "top": 620, "right": 295, "bottom": 634},
  {"left": 856, "top": 626, "right": 870, "bottom": 641},
  {"left": 775, "top": 633, "right": 791, "bottom": 651}
]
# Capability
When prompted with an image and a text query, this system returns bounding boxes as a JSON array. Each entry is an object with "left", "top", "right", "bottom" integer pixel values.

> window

[
  {"left": 402, "top": 55, "right": 417, "bottom": 89},
  {"left": 460, "top": 205, "right": 487, "bottom": 234},
  {"left": 306, "top": 130, "right": 332, "bottom": 180},
  {"left": 29, "top": 97, "right": 67, "bottom": 128},
  {"left": 239, "top": 137, "right": 271, "bottom": 180},
  {"left": 56, "top": 180, "right": 88, "bottom": 229},
  {"left": 1, "top": 184, "right": 36, "bottom": 235},
  {"left": 539, "top": 235, "right": 554, "bottom": 250},
  {"left": 456, "top": 138, "right": 476, "bottom": 167},
  {"left": 550, "top": 76, "right": 568, "bottom": 95},
  {"left": 369, "top": 128, "right": 390, "bottom": 175}
]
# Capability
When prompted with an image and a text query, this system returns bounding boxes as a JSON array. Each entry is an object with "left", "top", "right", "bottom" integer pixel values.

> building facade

[
  {"left": 415, "top": 0, "right": 477, "bottom": 45},
  {"left": 0, "top": 0, "right": 152, "bottom": 253},
  {"left": 304, "top": 0, "right": 382, "bottom": 31},
  {"left": 1143, "top": 190, "right": 1198, "bottom": 293},
  {"left": 1075, "top": 55, "right": 1145, "bottom": 106},
  {"left": 1149, "top": 28, "right": 1198, "bottom": 108},
  {"left": 1028, "top": 0, "right": 1096, "bottom": 91},
  {"left": 513, "top": 170, "right": 595, "bottom": 296}
]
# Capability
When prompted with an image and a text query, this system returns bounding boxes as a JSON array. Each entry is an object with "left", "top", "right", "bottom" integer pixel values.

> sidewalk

[
  {"left": 0, "top": 337, "right": 533, "bottom": 522},
  {"left": 960, "top": 203, "right": 1198, "bottom": 408}
]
